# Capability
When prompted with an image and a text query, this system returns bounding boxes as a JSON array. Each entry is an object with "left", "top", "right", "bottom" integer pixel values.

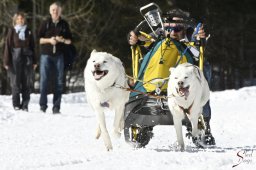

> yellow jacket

[{"left": 132, "top": 34, "right": 196, "bottom": 92}]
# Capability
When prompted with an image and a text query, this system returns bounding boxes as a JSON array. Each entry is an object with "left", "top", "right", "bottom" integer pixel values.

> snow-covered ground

[{"left": 0, "top": 87, "right": 256, "bottom": 170}]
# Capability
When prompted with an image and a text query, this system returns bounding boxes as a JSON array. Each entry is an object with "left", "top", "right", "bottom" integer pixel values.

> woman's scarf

[{"left": 14, "top": 25, "right": 27, "bottom": 40}]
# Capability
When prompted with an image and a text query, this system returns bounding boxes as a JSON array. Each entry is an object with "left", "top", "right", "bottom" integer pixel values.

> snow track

[{"left": 1, "top": 87, "right": 256, "bottom": 170}]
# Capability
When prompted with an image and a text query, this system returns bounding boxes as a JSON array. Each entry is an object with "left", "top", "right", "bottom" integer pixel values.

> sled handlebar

[
  {"left": 133, "top": 20, "right": 147, "bottom": 36},
  {"left": 140, "top": 3, "right": 161, "bottom": 16}
]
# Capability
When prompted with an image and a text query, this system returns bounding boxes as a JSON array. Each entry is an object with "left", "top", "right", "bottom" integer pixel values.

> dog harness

[{"left": 178, "top": 101, "right": 194, "bottom": 115}]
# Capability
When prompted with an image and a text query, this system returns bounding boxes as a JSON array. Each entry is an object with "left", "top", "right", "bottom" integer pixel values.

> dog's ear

[
  {"left": 193, "top": 65, "right": 202, "bottom": 84},
  {"left": 169, "top": 67, "right": 175, "bottom": 74},
  {"left": 112, "top": 55, "right": 124, "bottom": 68},
  {"left": 91, "top": 49, "right": 97, "bottom": 54}
]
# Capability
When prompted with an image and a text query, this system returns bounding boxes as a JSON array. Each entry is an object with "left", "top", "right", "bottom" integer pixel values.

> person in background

[
  {"left": 128, "top": 8, "right": 215, "bottom": 147},
  {"left": 3, "top": 11, "right": 37, "bottom": 111},
  {"left": 38, "top": 2, "right": 72, "bottom": 114}
]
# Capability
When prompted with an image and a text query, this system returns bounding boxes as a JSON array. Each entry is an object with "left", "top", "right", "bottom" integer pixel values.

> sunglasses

[{"left": 164, "top": 26, "right": 184, "bottom": 33}]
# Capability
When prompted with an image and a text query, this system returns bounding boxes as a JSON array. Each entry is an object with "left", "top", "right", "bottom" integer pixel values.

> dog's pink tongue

[
  {"left": 94, "top": 72, "right": 104, "bottom": 79},
  {"left": 180, "top": 88, "right": 186, "bottom": 94},
  {"left": 180, "top": 88, "right": 189, "bottom": 97}
]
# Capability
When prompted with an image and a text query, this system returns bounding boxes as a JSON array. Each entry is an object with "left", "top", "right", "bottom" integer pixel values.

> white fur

[
  {"left": 84, "top": 50, "right": 129, "bottom": 151},
  {"left": 167, "top": 63, "right": 210, "bottom": 151}
]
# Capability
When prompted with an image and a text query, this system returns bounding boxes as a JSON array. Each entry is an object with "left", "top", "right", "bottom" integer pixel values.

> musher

[{"left": 127, "top": 8, "right": 215, "bottom": 147}]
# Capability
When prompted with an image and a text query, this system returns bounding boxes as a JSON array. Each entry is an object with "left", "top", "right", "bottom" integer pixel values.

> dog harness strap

[
  {"left": 111, "top": 82, "right": 116, "bottom": 87},
  {"left": 100, "top": 102, "right": 109, "bottom": 108},
  {"left": 104, "top": 82, "right": 116, "bottom": 91},
  {"left": 178, "top": 101, "right": 194, "bottom": 115}
]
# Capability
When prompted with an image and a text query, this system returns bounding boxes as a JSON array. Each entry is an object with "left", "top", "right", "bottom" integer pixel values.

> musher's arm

[{"left": 128, "top": 31, "right": 155, "bottom": 48}]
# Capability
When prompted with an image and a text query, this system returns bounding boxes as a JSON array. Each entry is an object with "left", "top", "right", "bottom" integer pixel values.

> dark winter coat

[
  {"left": 3, "top": 27, "right": 36, "bottom": 68},
  {"left": 38, "top": 17, "right": 72, "bottom": 56},
  {"left": 3, "top": 26, "right": 36, "bottom": 108}
]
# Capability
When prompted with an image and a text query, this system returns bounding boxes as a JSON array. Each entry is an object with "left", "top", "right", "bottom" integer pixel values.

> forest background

[{"left": 0, "top": 0, "right": 255, "bottom": 94}]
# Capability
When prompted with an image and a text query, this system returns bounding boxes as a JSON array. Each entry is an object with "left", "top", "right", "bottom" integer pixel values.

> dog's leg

[
  {"left": 95, "top": 124, "right": 101, "bottom": 139},
  {"left": 190, "top": 116, "right": 200, "bottom": 137},
  {"left": 96, "top": 110, "right": 113, "bottom": 151},
  {"left": 173, "top": 114, "right": 185, "bottom": 151},
  {"left": 119, "top": 118, "right": 124, "bottom": 132},
  {"left": 113, "top": 105, "right": 124, "bottom": 138}
]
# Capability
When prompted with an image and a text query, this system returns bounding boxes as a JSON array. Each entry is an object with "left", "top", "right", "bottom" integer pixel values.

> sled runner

[{"left": 124, "top": 3, "right": 207, "bottom": 148}]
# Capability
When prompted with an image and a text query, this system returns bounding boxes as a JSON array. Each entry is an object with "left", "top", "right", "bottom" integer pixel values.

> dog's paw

[
  {"left": 174, "top": 146, "right": 185, "bottom": 152},
  {"left": 112, "top": 130, "right": 121, "bottom": 139},
  {"left": 178, "top": 144, "right": 185, "bottom": 152},
  {"left": 95, "top": 127, "right": 101, "bottom": 139},
  {"left": 191, "top": 130, "right": 204, "bottom": 141},
  {"left": 174, "top": 141, "right": 185, "bottom": 152},
  {"left": 95, "top": 133, "right": 101, "bottom": 139},
  {"left": 105, "top": 144, "right": 113, "bottom": 151}
]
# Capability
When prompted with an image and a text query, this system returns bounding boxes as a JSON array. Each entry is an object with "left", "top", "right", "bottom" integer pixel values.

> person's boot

[{"left": 203, "top": 117, "right": 216, "bottom": 146}]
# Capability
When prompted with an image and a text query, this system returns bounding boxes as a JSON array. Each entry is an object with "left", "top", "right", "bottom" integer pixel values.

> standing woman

[{"left": 3, "top": 12, "right": 37, "bottom": 111}]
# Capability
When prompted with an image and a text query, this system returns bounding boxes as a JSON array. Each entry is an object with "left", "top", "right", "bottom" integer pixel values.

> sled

[
  {"left": 124, "top": 3, "right": 206, "bottom": 148},
  {"left": 124, "top": 93, "right": 193, "bottom": 147}
]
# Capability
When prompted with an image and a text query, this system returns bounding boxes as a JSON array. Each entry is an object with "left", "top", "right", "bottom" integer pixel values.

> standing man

[{"left": 38, "top": 2, "right": 72, "bottom": 113}]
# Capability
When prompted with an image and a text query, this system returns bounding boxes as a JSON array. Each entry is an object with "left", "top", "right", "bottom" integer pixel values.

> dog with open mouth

[
  {"left": 84, "top": 50, "right": 129, "bottom": 151},
  {"left": 167, "top": 63, "right": 210, "bottom": 151}
]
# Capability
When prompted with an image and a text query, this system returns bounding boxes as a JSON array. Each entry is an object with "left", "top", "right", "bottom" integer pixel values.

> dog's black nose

[
  {"left": 178, "top": 81, "right": 184, "bottom": 87},
  {"left": 94, "top": 63, "right": 100, "bottom": 69}
]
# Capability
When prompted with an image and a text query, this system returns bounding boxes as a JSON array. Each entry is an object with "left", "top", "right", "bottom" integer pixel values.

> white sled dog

[
  {"left": 84, "top": 50, "right": 129, "bottom": 151},
  {"left": 167, "top": 63, "right": 210, "bottom": 151}
]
